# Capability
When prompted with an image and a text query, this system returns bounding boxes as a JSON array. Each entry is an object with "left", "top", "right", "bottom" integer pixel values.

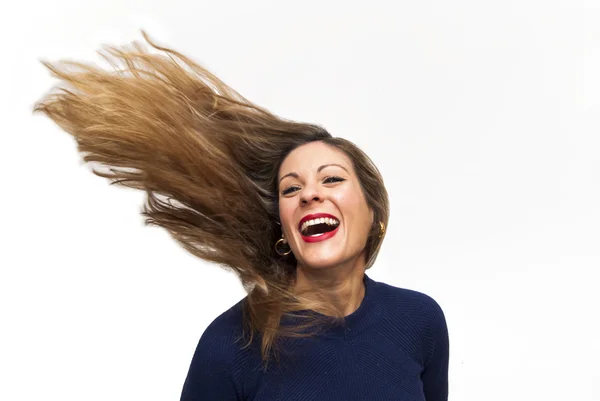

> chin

[{"left": 296, "top": 255, "right": 346, "bottom": 270}]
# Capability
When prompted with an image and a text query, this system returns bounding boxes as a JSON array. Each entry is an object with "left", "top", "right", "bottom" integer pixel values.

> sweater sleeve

[
  {"left": 421, "top": 297, "right": 450, "bottom": 401},
  {"left": 179, "top": 319, "right": 243, "bottom": 401}
]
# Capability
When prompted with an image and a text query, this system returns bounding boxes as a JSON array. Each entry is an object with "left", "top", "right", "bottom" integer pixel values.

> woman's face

[{"left": 278, "top": 141, "right": 374, "bottom": 270}]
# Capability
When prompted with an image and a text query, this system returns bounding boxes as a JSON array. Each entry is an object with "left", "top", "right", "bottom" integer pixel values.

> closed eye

[{"left": 281, "top": 176, "right": 346, "bottom": 195}]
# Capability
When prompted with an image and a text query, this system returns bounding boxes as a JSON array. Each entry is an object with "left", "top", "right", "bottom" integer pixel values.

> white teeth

[{"left": 300, "top": 217, "right": 340, "bottom": 234}]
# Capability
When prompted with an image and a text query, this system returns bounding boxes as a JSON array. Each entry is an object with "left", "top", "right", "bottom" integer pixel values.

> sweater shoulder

[
  {"left": 370, "top": 279, "right": 448, "bottom": 366},
  {"left": 375, "top": 280, "right": 445, "bottom": 320},
  {"left": 180, "top": 297, "right": 252, "bottom": 400},
  {"left": 198, "top": 297, "right": 248, "bottom": 358},
  {"left": 205, "top": 297, "right": 246, "bottom": 333}
]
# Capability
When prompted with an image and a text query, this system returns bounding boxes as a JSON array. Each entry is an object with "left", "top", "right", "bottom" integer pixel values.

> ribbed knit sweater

[{"left": 180, "top": 274, "right": 449, "bottom": 401}]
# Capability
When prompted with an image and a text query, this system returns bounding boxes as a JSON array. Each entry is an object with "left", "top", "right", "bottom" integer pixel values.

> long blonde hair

[{"left": 33, "top": 31, "right": 389, "bottom": 367}]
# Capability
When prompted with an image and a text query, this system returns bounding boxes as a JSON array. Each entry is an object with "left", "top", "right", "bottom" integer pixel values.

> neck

[{"left": 292, "top": 252, "right": 367, "bottom": 317}]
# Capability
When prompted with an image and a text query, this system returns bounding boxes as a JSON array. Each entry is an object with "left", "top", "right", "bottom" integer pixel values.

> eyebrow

[{"left": 279, "top": 163, "right": 349, "bottom": 184}]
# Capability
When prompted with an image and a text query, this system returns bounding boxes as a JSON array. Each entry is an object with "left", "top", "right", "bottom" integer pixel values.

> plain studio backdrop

[{"left": 1, "top": 1, "right": 599, "bottom": 400}]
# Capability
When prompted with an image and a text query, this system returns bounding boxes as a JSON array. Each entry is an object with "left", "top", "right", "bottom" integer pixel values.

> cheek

[
  {"left": 278, "top": 199, "right": 295, "bottom": 227},
  {"left": 335, "top": 187, "right": 371, "bottom": 226},
  {"left": 333, "top": 186, "right": 362, "bottom": 214}
]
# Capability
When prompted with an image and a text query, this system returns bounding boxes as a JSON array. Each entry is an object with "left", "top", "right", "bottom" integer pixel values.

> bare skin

[{"left": 278, "top": 141, "right": 374, "bottom": 316}]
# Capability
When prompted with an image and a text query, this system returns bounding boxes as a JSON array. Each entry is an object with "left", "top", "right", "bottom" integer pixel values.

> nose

[{"left": 299, "top": 182, "right": 323, "bottom": 205}]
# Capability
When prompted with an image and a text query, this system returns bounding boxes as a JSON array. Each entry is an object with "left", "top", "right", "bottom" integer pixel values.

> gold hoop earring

[
  {"left": 275, "top": 237, "right": 292, "bottom": 256},
  {"left": 379, "top": 221, "right": 386, "bottom": 238}
]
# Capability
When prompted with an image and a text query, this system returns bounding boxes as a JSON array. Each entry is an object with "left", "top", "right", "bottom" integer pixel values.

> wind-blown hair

[{"left": 33, "top": 31, "right": 389, "bottom": 367}]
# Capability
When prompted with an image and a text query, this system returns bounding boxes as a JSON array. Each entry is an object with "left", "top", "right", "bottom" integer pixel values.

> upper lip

[{"left": 298, "top": 213, "right": 340, "bottom": 232}]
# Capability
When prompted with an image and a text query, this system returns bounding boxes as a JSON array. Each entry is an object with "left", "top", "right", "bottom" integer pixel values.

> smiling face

[{"left": 278, "top": 141, "right": 374, "bottom": 271}]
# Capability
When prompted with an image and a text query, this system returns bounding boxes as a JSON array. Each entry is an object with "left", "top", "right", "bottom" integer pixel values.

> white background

[{"left": 1, "top": 1, "right": 599, "bottom": 400}]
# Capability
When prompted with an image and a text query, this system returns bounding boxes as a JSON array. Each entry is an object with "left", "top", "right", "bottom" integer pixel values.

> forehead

[{"left": 279, "top": 141, "right": 352, "bottom": 178}]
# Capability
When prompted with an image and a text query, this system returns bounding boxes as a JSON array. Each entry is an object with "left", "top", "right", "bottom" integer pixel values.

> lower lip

[{"left": 300, "top": 226, "right": 340, "bottom": 243}]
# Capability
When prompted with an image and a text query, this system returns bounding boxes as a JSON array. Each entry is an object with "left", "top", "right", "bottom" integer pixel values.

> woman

[{"left": 33, "top": 31, "right": 449, "bottom": 401}]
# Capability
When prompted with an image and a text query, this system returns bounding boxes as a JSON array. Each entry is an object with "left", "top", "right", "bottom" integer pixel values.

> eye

[
  {"left": 324, "top": 176, "right": 345, "bottom": 184},
  {"left": 282, "top": 186, "right": 299, "bottom": 195},
  {"left": 281, "top": 176, "right": 346, "bottom": 195}
]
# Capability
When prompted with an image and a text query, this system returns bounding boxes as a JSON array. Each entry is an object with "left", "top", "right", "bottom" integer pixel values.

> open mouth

[
  {"left": 300, "top": 218, "right": 340, "bottom": 236},
  {"left": 299, "top": 217, "right": 340, "bottom": 242}
]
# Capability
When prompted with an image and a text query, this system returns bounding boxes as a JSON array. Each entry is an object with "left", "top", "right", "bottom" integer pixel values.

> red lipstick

[{"left": 298, "top": 213, "right": 340, "bottom": 243}]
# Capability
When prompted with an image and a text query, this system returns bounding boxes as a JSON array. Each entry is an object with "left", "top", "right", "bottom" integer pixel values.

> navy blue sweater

[{"left": 180, "top": 274, "right": 449, "bottom": 401}]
